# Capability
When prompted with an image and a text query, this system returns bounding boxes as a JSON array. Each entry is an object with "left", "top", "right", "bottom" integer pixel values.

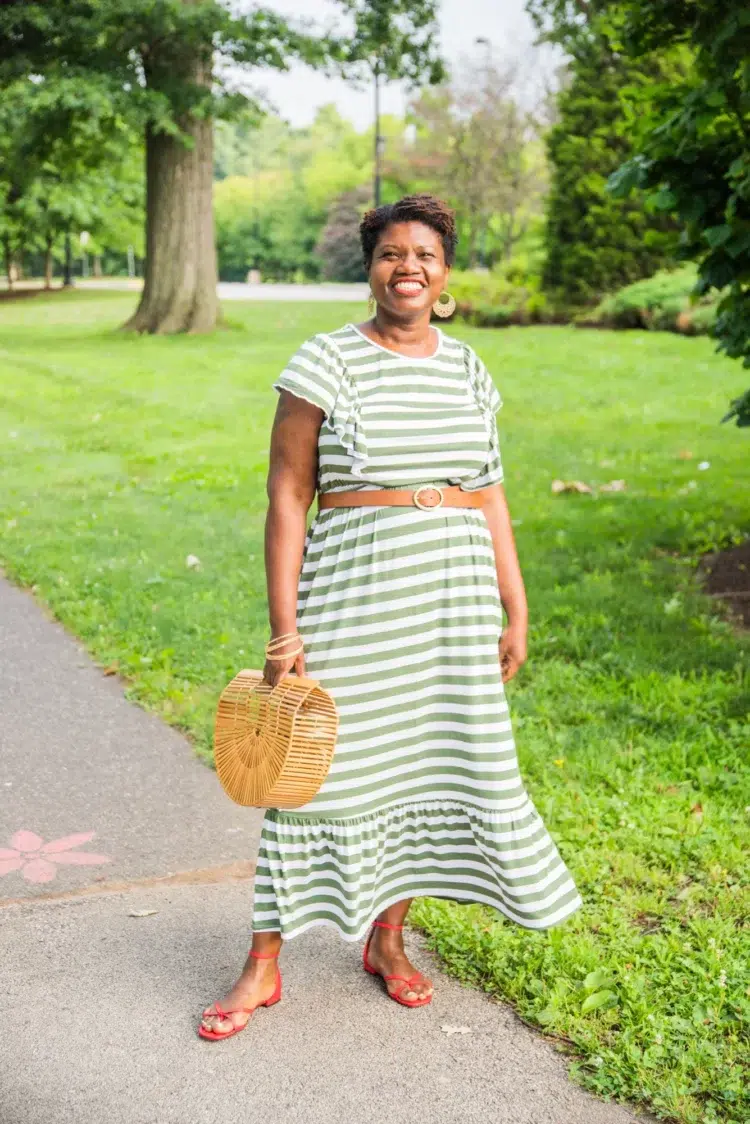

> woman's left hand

[{"left": 499, "top": 623, "right": 527, "bottom": 683}]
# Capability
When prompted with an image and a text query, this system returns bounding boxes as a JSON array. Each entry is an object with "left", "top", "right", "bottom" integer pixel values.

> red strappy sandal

[
  {"left": 198, "top": 949, "right": 282, "bottom": 1041},
  {"left": 363, "top": 920, "right": 433, "bottom": 1008}
]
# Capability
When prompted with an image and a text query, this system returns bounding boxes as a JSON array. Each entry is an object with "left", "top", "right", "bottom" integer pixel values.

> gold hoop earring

[
  {"left": 367, "top": 289, "right": 376, "bottom": 316},
  {"left": 432, "top": 291, "right": 456, "bottom": 319}
]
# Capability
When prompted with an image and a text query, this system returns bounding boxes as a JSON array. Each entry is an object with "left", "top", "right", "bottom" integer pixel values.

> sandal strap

[
  {"left": 382, "top": 972, "right": 427, "bottom": 999},
  {"left": 204, "top": 1001, "right": 253, "bottom": 1021},
  {"left": 372, "top": 921, "right": 404, "bottom": 931},
  {"left": 249, "top": 949, "right": 279, "bottom": 959}
]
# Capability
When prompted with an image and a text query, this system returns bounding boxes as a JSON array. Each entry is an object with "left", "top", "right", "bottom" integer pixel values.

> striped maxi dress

[{"left": 253, "top": 322, "right": 582, "bottom": 940}]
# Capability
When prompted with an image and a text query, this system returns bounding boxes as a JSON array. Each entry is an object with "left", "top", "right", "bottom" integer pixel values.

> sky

[{"left": 231, "top": 0, "right": 559, "bottom": 130}]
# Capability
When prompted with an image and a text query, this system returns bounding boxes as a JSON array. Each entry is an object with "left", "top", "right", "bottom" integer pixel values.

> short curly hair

[{"left": 359, "top": 193, "right": 458, "bottom": 270}]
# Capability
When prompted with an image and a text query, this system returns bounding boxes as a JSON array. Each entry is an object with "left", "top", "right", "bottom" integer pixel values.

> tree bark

[
  {"left": 44, "top": 238, "right": 53, "bottom": 289},
  {"left": 123, "top": 48, "right": 218, "bottom": 334},
  {"left": 3, "top": 237, "right": 14, "bottom": 291}
]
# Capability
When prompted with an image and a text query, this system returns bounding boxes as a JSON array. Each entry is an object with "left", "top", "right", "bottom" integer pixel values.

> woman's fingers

[{"left": 263, "top": 646, "right": 305, "bottom": 686}]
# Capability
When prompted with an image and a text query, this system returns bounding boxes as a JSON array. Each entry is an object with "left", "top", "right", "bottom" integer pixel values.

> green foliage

[
  {"left": 587, "top": 264, "right": 722, "bottom": 332},
  {"left": 315, "top": 188, "right": 369, "bottom": 282},
  {"left": 391, "top": 72, "right": 549, "bottom": 272},
  {"left": 213, "top": 106, "right": 380, "bottom": 281},
  {"left": 334, "top": 0, "right": 444, "bottom": 85},
  {"left": 0, "top": 2, "right": 443, "bottom": 328},
  {"left": 540, "top": 41, "right": 682, "bottom": 306},
  {"left": 0, "top": 292, "right": 747, "bottom": 1121},
  {"left": 449, "top": 269, "right": 557, "bottom": 327},
  {"left": 0, "top": 72, "right": 142, "bottom": 278},
  {"left": 592, "top": 1, "right": 750, "bottom": 426}
]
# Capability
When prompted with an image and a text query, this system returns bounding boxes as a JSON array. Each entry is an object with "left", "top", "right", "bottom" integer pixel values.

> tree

[
  {"left": 528, "top": 0, "right": 750, "bottom": 426},
  {"left": 213, "top": 107, "right": 375, "bottom": 282},
  {"left": 315, "top": 187, "right": 370, "bottom": 281},
  {"left": 0, "top": 0, "right": 443, "bottom": 334},
  {"left": 0, "top": 72, "right": 138, "bottom": 289},
  {"left": 389, "top": 54, "right": 550, "bottom": 270},
  {"left": 540, "top": 46, "right": 681, "bottom": 304},
  {"left": 334, "top": 0, "right": 444, "bottom": 206}
]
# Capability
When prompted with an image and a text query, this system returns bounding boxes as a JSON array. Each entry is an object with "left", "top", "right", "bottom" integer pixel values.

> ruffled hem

[
  {"left": 252, "top": 885, "right": 583, "bottom": 943},
  {"left": 252, "top": 799, "right": 582, "bottom": 941}
]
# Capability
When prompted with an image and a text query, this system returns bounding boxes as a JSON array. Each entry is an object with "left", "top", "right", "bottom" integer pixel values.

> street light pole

[
  {"left": 475, "top": 37, "right": 493, "bottom": 271},
  {"left": 373, "top": 61, "right": 383, "bottom": 208}
]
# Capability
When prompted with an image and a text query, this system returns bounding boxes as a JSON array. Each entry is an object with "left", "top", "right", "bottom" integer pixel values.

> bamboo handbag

[{"left": 213, "top": 670, "right": 339, "bottom": 809}]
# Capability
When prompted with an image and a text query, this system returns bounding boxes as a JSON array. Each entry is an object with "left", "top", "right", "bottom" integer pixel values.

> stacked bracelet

[{"left": 265, "top": 631, "right": 304, "bottom": 661}]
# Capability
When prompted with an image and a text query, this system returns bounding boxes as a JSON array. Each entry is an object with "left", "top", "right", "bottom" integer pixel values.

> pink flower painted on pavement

[{"left": 0, "top": 831, "right": 111, "bottom": 884}]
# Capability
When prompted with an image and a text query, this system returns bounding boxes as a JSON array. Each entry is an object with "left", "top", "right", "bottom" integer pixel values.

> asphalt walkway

[
  {"left": 0, "top": 574, "right": 648, "bottom": 1124},
  {"left": 76, "top": 278, "right": 370, "bottom": 301}
]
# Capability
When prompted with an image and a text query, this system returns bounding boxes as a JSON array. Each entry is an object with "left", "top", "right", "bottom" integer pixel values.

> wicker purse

[{"left": 213, "top": 670, "right": 339, "bottom": 809}]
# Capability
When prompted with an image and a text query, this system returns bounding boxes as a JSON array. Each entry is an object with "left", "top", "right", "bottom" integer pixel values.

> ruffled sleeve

[
  {"left": 273, "top": 333, "right": 369, "bottom": 479},
  {"left": 460, "top": 342, "right": 504, "bottom": 490}
]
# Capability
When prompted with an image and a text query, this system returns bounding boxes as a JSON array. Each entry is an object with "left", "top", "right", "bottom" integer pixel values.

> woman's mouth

[{"left": 390, "top": 279, "right": 425, "bottom": 296}]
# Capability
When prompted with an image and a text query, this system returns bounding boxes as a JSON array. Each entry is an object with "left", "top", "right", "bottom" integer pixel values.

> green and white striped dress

[{"left": 253, "top": 322, "right": 582, "bottom": 940}]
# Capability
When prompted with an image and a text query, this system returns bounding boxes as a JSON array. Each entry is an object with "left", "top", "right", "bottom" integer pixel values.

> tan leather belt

[{"left": 318, "top": 484, "right": 490, "bottom": 510}]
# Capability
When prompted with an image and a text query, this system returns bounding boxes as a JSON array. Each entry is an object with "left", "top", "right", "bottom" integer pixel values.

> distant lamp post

[
  {"left": 373, "top": 60, "right": 384, "bottom": 208},
  {"left": 79, "top": 230, "right": 90, "bottom": 279},
  {"left": 474, "top": 37, "right": 493, "bottom": 272}
]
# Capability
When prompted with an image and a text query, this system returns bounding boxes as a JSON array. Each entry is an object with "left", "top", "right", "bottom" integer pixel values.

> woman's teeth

[{"left": 392, "top": 281, "right": 423, "bottom": 294}]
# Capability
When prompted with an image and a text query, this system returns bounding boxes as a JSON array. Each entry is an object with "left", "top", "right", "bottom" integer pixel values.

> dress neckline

[{"left": 346, "top": 322, "right": 443, "bottom": 360}]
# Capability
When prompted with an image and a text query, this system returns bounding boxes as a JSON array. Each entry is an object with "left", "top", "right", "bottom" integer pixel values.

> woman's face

[{"left": 368, "top": 221, "right": 449, "bottom": 320}]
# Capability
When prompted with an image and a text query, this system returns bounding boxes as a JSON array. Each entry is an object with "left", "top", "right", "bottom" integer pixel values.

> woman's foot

[
  {"left": 200, "top": 952, "right": 279, "bottom": 1036},
  {"left": 365, "top": 924, "right": 433, "bottom": 1003}
]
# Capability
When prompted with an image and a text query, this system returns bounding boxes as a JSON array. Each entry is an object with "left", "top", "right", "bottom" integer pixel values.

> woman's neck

[{"left": 360, "top": 311, "right": 436, "bottom": 356}]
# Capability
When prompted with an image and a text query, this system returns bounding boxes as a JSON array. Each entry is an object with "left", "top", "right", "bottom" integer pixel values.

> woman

[{"left": 199, "top": 193, "right": 581, "bottom": 1039}]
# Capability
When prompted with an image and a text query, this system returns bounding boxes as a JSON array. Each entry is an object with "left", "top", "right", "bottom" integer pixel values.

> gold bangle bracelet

[
  {"left": 266, "top": 635, "right": 301, "bottom": 653},
  {"left": 265, "top": 643, "right": 304, "bottom": 661},
  {"left": 267, "top": 630, "right": 300, "bottom": 643}
]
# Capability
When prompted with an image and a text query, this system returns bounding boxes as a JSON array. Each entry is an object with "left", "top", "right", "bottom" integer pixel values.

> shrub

[{"left": 585, "top": 265, "right": 724, "bottom": 334}]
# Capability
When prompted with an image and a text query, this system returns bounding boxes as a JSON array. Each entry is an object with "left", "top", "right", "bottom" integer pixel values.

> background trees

[
  {"left": 0, "top": 0, "right": 442, "bottom": 333},
  {"left": 0, "top": 71, "right": 140, "bottom": 289},
  {"left": 528, "top": 0, "right": 750, "bottom": 426}
]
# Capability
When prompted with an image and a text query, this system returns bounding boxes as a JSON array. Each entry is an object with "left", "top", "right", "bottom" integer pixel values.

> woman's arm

[
  {"left": 481, "top": 483, "right": 528, "bottom": 683},
  {"left": 263, "top": 390, "right": 323, "bottom": 685}
]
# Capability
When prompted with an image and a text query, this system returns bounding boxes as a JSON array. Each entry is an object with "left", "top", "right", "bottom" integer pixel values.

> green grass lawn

[{"left": 1, "top": 290, "right": 748, "bottom": 1122}]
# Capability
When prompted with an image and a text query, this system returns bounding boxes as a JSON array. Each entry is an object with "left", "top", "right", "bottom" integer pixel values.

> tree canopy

[
  {"left": 0, "top": 0, "right": 442, "bottom": 332},
  {"left": 528, "top": 0, "right": 750, "bottom": 426}
]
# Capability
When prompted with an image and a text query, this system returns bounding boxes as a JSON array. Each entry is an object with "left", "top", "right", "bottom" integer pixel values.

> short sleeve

[
  {"left": 460, "top": 345, "right": 505, "bottom": 490},
  {"left": 272, "top": 334, "right": 343, "bottom": 419}
]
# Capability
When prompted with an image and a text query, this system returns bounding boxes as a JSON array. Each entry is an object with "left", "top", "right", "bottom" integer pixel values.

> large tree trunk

[{"left": 124, "top": 48, "right": 218, "bottom": 334}]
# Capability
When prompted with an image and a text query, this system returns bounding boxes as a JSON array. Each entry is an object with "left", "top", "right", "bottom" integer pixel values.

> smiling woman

[
  {"left": 360, "top": 194, "right": 457, "bottom": 328},
  {"left": 199, "top": 193, "right": 582, "bottom": 1041}
]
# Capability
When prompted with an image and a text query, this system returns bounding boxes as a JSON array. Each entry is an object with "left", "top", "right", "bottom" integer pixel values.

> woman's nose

[{"left": 400, "top": 251, "right": 422, "bottom": 272}]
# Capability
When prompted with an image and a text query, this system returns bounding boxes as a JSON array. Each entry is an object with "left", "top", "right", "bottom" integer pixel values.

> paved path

[
  {"left": 0, "top": 574, "right": 648, "bottom": 1124},
  {"left": 75, "top": 279, "right": 370, "bottom": 302}
]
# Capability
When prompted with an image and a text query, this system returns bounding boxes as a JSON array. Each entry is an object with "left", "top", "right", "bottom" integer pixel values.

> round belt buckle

[{"left": 413, "top": 485, "right": 444, "bottom": 510}]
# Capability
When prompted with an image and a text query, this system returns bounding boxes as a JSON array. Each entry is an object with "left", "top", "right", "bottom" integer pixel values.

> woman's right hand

[{"left": 263, "top": 636, "right": 306, "bottom": 687}]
